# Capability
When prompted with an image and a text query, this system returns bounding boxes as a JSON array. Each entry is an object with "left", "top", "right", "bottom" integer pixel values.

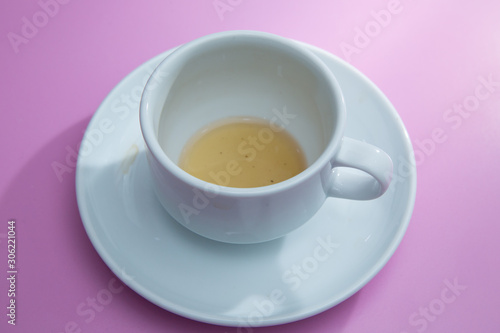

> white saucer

[{"left": 76, "top": 41, "right": 416, "bottom": 327}]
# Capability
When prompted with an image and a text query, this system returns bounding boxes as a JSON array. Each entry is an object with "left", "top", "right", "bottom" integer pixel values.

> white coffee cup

[{"left": 140, "top": 31, "right": 392, "bottom": 244}]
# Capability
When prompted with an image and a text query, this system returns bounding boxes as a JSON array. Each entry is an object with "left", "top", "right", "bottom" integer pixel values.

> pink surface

[{"left": 1, "top": 0, "right": 499, "bottom": 332}]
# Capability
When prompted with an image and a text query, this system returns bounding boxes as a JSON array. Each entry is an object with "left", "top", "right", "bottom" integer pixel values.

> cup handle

[{"left": 328, "top": 137, "right": 393, "bottom": 200}]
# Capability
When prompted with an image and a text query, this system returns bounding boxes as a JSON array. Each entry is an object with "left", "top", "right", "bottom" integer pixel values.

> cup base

[{"left": 76, "top": 40, "right": 416, "bottom": 326}]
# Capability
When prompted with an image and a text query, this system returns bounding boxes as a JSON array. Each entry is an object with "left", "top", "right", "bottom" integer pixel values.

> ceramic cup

[{"left": 140, "top": 31, "right": 393, "bottom": 244}]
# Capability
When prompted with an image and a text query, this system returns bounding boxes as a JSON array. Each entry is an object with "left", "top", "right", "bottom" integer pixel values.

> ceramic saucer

[{"left": 76, "top": 41, "right": 416, "bottom": 327}]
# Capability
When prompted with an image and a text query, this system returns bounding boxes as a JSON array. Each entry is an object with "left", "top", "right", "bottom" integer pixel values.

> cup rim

[{"left": 140, "top": 30, "right": 346, "bottom": 197}]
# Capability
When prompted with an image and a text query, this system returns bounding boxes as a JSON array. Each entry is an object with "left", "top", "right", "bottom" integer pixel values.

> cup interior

[{"left": 142, "top": 32, "right": 342, "bottom": 174}]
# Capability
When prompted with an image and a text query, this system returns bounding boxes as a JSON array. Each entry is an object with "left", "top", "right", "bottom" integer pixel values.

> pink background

[{"left": 1, "top": 0, "right": 499, "bottom": 332}]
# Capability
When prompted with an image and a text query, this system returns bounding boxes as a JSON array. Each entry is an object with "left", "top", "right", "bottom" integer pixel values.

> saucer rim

[{"left": 76, "top": 41, "right": 417, "bottom": 327}]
